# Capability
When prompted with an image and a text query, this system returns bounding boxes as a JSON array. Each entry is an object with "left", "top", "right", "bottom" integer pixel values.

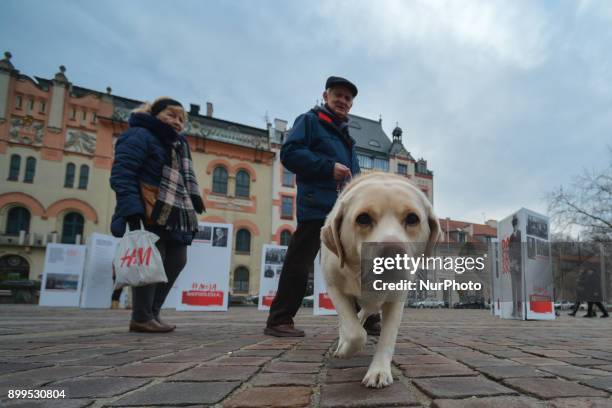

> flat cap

[{"left": 325, "top": 76, "right": 358, "bottom": 97}]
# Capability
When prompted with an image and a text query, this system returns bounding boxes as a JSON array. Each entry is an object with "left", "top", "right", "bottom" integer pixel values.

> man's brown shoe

[
  {"left": 129, "top": 319, "right": 174, "bottom": 333},
  {"left": 154, "top": 316, "right": 176, "bottom": 332},
  {"left": 264, "top": 324, "right": 305, "bottom": 337}
]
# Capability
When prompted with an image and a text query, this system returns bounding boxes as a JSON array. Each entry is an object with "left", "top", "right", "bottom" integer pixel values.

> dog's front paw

[
  {"left": 362, "top": 364, "right": 393, "bottom": 388},
  {"left": 333, "top": 337, "right": 355, "bottom": 358},
  {"left": 334, "top": 326, "right": 367, "bottom": 358}
]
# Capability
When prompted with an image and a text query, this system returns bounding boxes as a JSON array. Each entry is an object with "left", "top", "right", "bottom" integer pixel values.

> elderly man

[{"left": 265, "top": 76, "right": 380, "bottom": 337}]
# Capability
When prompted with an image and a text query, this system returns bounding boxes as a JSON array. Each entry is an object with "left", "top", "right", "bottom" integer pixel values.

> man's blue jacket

[{"left": 280, "top": 107, "right": 360, "bottom": 222}]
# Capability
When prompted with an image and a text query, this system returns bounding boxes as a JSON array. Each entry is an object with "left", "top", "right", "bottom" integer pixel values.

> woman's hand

[{"left": 126, "top": 214, "right": 144, "bottom": 231}]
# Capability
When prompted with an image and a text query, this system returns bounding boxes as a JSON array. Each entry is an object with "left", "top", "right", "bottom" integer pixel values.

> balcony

[{"left": 0, "top": 232, "right": 83, "bottom": 247}]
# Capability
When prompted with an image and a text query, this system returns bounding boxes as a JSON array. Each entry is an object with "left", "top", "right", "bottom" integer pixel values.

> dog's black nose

[{"left": 377, "top": 243, "right": 407, "bottom": 260}]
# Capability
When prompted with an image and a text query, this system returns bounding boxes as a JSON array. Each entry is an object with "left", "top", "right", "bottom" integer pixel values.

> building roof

[
  {"left": 0, "top": 52, "right": 16, "bottom": 73},
  {"left": 389, "top": 140, "right": 415, "bottom": 160},
  {"left": 440, "top": 219, "right": 471, "bottom": 232},
  {"left": 18, "top": 65, "right": 424, "bottom": 158},
  {"left": 347, "top": 114, "right": 391, "bottom": 156},
  {"left": 31, "top": 70, "right": 272, "bottom": 152},
  {"left": 472, "top": 223, "right": 497, "bottom": 237},
  {"left": 347, "top": 114, "right": 419, "bottom": 163},
  {"left": 105, "top": 92, "right": 271, "bottom": 151},
  {"left": 439, "top": 218, "right": 497, "bottom": 242}
]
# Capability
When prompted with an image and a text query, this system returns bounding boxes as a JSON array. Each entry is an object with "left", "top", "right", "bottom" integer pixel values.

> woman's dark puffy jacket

[{"left": 110, "top": 112, "right": 195, "bottom": 245}]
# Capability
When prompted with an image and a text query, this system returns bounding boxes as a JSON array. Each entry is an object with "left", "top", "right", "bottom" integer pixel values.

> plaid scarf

[{"left": 150, "top": 139, "right": 205, "bottom": 232}]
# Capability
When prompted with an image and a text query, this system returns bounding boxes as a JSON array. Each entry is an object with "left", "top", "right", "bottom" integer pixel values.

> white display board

[
  {"left": 39, "top": 244, "right": 87, "bottom": 307},
  {"left": 80, "top": 233, "right": 119, "bottom": 309},
  {"left": 173, "top": 222, "right": 233, "bottom": 311},
  {"left": 258, "top": 244, "right": 287, "bottom": 311},
  {"left": 498, "top": 210, "right": 526, "bottom": 319},
  {"left": 497, "top": 208, "right": 554, "bottom": 320},
  {"left": 313, "top": 252, "right": 337, "bottom": 315},
  {"left": 523, "top": 209, "right": 554, "bottom": 320}
]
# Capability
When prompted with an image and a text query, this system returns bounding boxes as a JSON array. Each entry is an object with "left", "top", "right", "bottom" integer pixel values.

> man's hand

[{"left": 333, "top": 163, "right": 352, "bottom": 181}]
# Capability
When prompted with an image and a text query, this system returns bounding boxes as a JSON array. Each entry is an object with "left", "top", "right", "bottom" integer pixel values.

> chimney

[
  {"left": 206, "top": 102, "right": 213, "bottom": 117},
  {"left": 274, "top": 118, "right": 287, "bottom": 133},
  {"left": 268, "top": 122, "right": 274, "bottom": 141},
  {"left": 189, "top": 103, "right": 200, "bottom": 116},
  {"left": 485, "top": 219, "right": 498, "bottom": 229}
]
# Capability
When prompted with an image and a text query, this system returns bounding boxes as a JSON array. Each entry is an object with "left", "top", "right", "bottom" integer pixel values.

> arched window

[
  {"left": 212, "top": 166, "right": 228, "bottom": 195},
  {"left": 235, "top": 170, "right": 250, "bottom": 198},
  {"left": 61, "top": 212, "right": 84, "bottom": 244},
  {"left": 235, "top": 229, "right": 251, "bottom": 253},
  {"left": 8, "top": 154, "right": 20, "bottom": 181},
  {"left": 233, "top": 266, "right": 249, "bottom": 293},
  {"left": 78, "top": 165, "right": 89, "bottom": 189},
  {"left": 24, "top": 157, "right": 36, "bottom": 183},
  {"left": 64, "top": 163, "right": 75, "bottom": 188},
  {"left": 6, "top": 207, "right": 30, "bottom": 236},
  {"left": 280, "top": 230, "right": 292, "bottom": 246},
  {"left": 0, "top": 255, "right": 30, "bottom": 281}
]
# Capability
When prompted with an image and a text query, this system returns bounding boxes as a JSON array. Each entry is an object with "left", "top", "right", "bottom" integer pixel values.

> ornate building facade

[{"left": 0, "top": 53, "right": 434, "bottom": 296}]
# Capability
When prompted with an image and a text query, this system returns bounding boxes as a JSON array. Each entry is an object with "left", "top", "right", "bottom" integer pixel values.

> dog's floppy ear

[
  {"left": 424, "top": 205, "right": 442, "bottom": 258},
  {"left": 321, "top": 201, "right": 346, "bottom": 268}
]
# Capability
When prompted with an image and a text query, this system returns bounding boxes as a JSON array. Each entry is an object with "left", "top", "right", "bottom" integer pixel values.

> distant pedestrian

[
  {"left": 569, "top": 267, "right": 588, "bottom": 317},
  {"left": 569, "top": 267, "right": 608, "bottom": 318},
  {"left": 586, "top": 301, "right": 609, "bottom": 318}
]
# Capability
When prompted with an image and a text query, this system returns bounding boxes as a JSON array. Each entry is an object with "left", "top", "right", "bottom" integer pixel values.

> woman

[{"left": 110, "top": 97, "right": 204, "bottom": 333}]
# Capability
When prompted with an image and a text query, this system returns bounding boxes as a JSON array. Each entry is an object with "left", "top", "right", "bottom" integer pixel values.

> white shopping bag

[{"left": 113, "top": 222, "right": 167, "bottom": 289}]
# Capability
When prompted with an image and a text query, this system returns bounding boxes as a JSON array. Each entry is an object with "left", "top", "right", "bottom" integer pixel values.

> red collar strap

[{"left": 318, "top": 112, "right": 333, "bottom": 124}]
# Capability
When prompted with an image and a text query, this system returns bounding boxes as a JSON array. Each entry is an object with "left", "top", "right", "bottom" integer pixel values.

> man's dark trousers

[{"left": 267, "top": 219, "right": 324, "bottom": 327}]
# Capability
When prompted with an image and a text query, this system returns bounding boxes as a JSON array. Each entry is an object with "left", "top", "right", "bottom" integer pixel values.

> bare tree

[{"left": 548, "top": 150, "right": 612, "bottom": 241}]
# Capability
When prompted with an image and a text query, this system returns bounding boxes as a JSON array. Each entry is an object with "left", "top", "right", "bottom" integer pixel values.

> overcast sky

[{"left": 2, "top": 0, "right": 611, "bottom": 225}]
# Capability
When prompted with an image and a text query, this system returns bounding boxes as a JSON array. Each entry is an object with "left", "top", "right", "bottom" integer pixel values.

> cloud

[
  {"left": 315, "top": 0, "right": 551, "bottom": 70},
  {"left": 2, "top": 0, "right": 611, "bottom": 226}
]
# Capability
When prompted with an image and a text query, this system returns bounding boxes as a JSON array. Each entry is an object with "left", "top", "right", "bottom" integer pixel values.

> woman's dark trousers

[
  {"left": 111, "top": 288, "right": 122, "bottom": 302},
  {"left": 131, "top": 239, "right": 187, "bottom": 323}
]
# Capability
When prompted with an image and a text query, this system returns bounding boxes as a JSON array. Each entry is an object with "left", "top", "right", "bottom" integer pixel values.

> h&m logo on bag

[{"left": 120, "top": 247, "right": 153, "bottom": 267}]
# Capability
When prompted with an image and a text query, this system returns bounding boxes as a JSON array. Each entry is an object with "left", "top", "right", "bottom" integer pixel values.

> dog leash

[{"left": 336, "top": 171, "right": 353, "bottom": 193}]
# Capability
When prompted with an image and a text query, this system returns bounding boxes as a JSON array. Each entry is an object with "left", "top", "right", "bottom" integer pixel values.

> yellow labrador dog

[{"left": 321, "top": 172, "right": 441, "bottom": 388}]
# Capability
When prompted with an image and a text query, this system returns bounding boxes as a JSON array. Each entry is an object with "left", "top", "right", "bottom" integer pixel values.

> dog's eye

[
  {"left": 356, "top": 213, "right": 372, "bottom": 226},
  {"left": 404, "top": 213, "right": 420, "bottom": 226}
]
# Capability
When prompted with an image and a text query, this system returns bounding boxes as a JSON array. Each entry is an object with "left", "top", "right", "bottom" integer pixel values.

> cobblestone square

[{"left": 1, "top": 306, "right": 611, "bottom": 407}]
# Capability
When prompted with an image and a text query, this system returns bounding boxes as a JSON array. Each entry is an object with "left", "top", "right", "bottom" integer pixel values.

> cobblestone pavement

[{"left": 1, "top": 305, "right": 611, "bottom": 407}]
